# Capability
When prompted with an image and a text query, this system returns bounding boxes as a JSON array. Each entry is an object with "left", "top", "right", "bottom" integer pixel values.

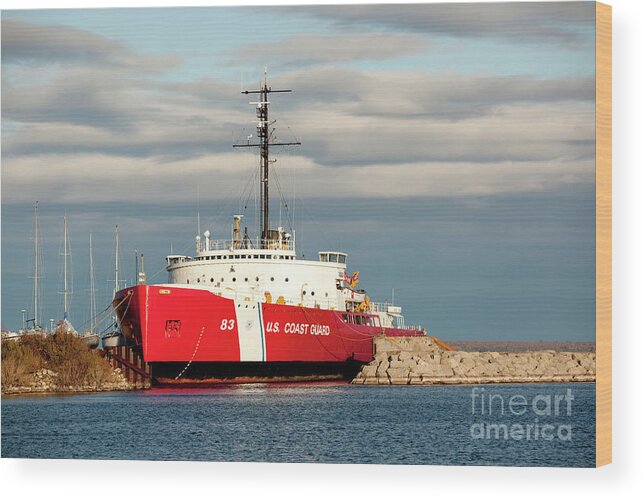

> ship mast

[{"left": 233, "top": 70, "right": 300, "bottom": 247}]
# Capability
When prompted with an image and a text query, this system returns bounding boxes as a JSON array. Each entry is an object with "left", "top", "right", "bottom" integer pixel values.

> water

[{"left": 1, "top": 383, "right": 595, "bottom": 466}]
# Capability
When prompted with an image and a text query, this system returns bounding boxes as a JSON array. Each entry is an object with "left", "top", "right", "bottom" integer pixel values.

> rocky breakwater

[{"left": 352, "top": 336, "right": 595, "bottom": 385}]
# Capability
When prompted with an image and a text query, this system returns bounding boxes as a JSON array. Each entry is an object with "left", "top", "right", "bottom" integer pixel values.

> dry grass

[{"left": 2, "top": 332, "right": 114, "bottom": 390}]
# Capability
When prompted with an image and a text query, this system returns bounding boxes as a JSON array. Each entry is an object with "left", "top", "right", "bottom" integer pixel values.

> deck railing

[{"left": 197, "top": 237, "right": 295, "bottom": 253}]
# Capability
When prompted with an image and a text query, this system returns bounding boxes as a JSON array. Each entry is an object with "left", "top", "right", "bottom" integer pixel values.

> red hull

[{"left": 114, "top": 285, "right": 422, "bottom": 369}]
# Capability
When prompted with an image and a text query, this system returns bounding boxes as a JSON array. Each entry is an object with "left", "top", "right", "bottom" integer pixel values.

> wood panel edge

[{"left": 595, "top": 0, "right": 612, "bottom": 468}]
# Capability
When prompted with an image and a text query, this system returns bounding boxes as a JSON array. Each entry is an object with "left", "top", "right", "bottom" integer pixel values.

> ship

[{"left": 113, "top": 74, "right": 425, "bottom": 384}]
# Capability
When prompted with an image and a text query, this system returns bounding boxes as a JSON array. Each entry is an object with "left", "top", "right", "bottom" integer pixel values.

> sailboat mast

[
  {"left": 32, "top": 201, "right": 41, "bottom": 329},
  {"left": 233, "top": 71, "right": 300, "bottom": 247},
  {"left": 113, "top": 225, "right": 120, "bottom": 298},
  {"left": 63, "top": 215, "right": 69, "bottom": 319},
  {"left": 89, "top": 233, "right": 96, "bottom": 333}
]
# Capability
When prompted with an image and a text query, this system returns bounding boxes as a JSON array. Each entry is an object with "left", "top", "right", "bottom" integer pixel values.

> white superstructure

[{"left": 163, "top": 73, "right": 412, "bottom": 331}]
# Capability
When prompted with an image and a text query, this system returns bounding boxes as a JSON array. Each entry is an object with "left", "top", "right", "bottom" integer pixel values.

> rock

[
  {"left": 460, "top": 357, "right": 476, "bottom": 371},
  {"left": 446, "top": 356, "right": 460, "bottom": 369},
  {"left": 350, "top": 337, "right": 596, "bottom": 386},
  {"left": 399, "top": 351, "right": 414, "bottom": 361},
  {"left": 567, "top": 365, "right": 588, "bottom": 375},
  {"left": 387, "top": 367, "right": 411, "bottom": 379},
  {"left": 376, "top": 366, "right": 389, "bottom": 379}
]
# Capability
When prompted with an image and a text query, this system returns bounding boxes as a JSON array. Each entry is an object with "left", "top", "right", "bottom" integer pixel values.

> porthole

[
  {"left": 232, "top": 277, "right": 236, "bottom": 282},
  {"left": 311, "top": 291, "right": 315, "bottom": 296},
  {"left": 256, "top": 277, "right": 259, "bottom": 282},
  {"left": 303, "top": 291, "right": 306, "bottom": 295},
  {"left": 197, "top": 278, "right": 200, "bottom": 283},
  {"left": 220, "top": 277, "right": 224, "bottom": 282},
  {"left": 325, "top": 292, "right": 328, "bottom": 297},
  {"left": 244, "top": 277, "right": 249, "bottom": 282},
  {"left": 285, "top": 277, "right": 289, "bottom": 282},
  {"left": 210, "top": 278, "right": 214, "bottom": 283},
  {"left": 187, "top": 279, "right": 190, "bottom": 284},
  {"left": 270, "top": 277, "right": 275, "bottom": 282}
]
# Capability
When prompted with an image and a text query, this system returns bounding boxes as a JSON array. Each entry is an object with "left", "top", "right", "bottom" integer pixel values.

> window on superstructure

[
  {"left": 187, "top": 279, "right": 190, "bottom": 284},
  {"left": 338, "top": 255, "right": 346, "bottom": 264}
]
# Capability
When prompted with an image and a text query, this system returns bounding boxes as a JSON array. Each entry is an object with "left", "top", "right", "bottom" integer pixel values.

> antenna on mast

[{"left": 233, "top": 71, "right": 301, "bottom": 248}]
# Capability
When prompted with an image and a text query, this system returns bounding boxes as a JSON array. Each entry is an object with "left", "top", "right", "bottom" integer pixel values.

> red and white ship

[{"left": 113, "top": 75, "right": 424, "bottom": 383}]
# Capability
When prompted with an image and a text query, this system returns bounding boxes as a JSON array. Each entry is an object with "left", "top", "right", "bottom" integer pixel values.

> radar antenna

[{"left": 233, "top": 72, "right": 300, "bottom": 248}]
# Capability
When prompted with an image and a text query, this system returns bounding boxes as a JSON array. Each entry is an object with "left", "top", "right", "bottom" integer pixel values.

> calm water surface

[{"left": 2, "top": 383, "right": 595, "bottom": 466}]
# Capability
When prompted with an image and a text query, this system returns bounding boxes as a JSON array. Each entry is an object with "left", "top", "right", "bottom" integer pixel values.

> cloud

[
  {"left": 297, "top": 2, "right": 594, "bottom": 46},
  {"left": 2, "top": 65, "right": 595, "bottom": 190},
  {"left": 2, "top": 69, "right": 594, "bottom": 167},
  {"left": 1, "top": 17, "right": 595, "bottom": 206},
  {"left": 1, "top": 18, "right": 181, "bottom": 71},
  {"left": 1, "top": 149, "right": 594, "bottom": 206},
  {"left": 272, "top": 66, "right": 594, "bottom": 118},
  {"left": 229, "top": 33, "right": 428, "bottom": 67}
]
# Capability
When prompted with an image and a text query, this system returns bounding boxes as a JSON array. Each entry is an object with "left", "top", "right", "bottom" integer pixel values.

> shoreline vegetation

[{"left": 1, "top": 332, "right": 133, "bottom": 395}]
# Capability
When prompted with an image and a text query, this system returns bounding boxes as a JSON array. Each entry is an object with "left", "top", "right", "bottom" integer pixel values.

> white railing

[
  {"left": 197, "top": 237, "right": 295, "bottom": 253},
  {"left": 370, "top": 302, "right": 402, "bottom": 314}
]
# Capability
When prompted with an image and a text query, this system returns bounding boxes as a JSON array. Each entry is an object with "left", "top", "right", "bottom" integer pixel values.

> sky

[{"left": 1, "top": 2, "right": 597, "bottom": 340}]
